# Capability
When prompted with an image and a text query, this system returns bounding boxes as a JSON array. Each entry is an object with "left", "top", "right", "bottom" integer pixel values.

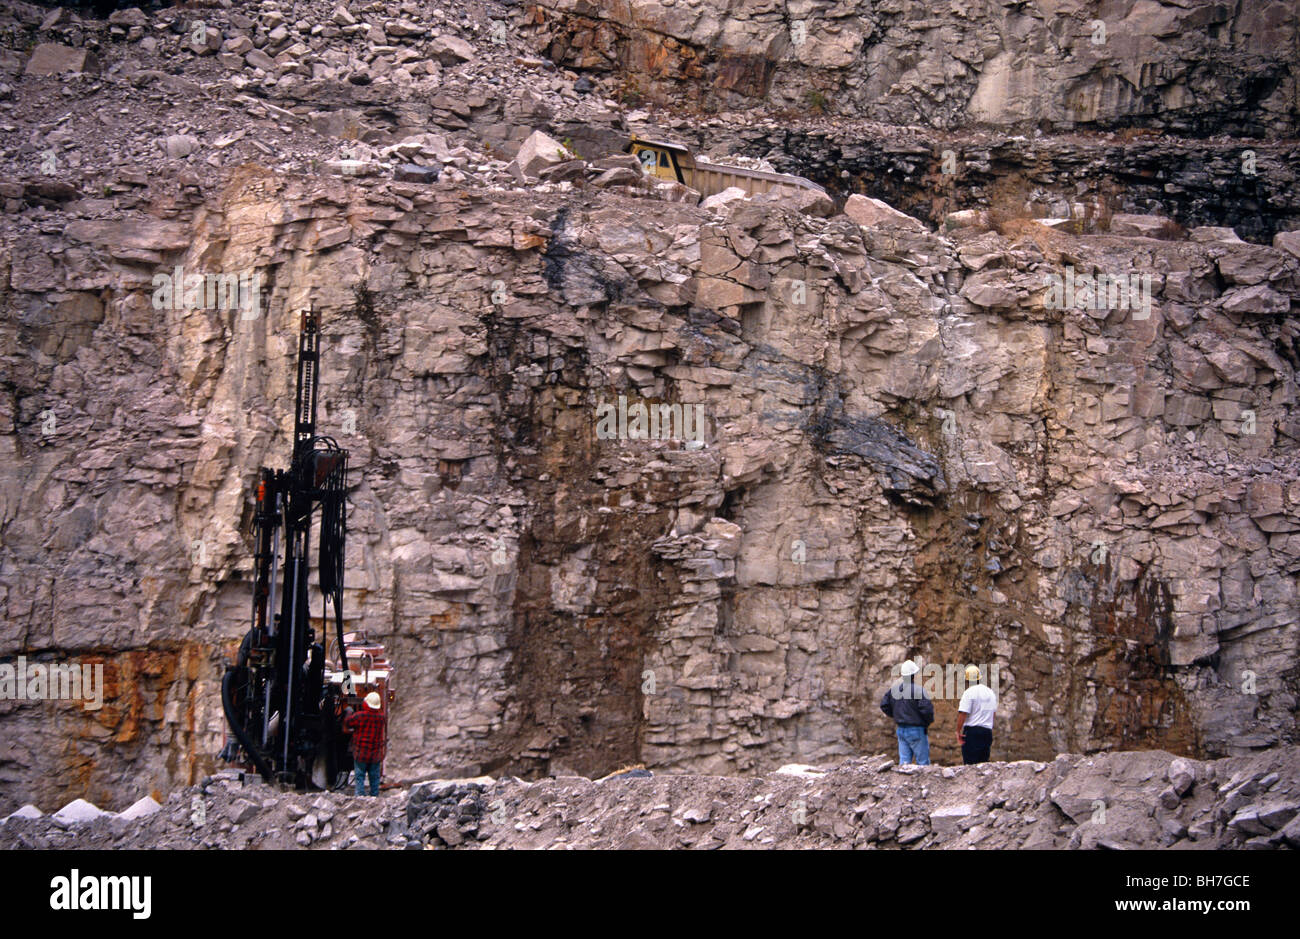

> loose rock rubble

[
  {"left": 3, "top": 748, "right": 1296, "bottom": 849},
  {"left": 0, "top": 770, "right": 410, "bottom": 850},
  {"left": 0, "top": 0, "right": 634, "bottom": 198}
]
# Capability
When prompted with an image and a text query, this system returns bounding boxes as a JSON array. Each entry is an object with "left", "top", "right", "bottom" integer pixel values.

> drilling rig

[{"left": 220, "top": 309, "right": 392, "bottom": 789}]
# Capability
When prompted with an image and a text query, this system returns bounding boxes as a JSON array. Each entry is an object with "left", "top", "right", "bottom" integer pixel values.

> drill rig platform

[{"left": 220, "top": 309, "right": 394, "bottom": 790}]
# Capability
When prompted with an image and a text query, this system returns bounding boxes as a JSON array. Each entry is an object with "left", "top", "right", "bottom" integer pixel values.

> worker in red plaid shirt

[{"left": 345, "top": 692, "right": 387, "bottom": 796}]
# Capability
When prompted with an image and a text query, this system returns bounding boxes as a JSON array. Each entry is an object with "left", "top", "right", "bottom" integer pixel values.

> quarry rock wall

[
  {"left": 3, "top": 165, "right": 1298, "bottom": 809},
  {"left": 525, "top": 0, "right": 1299, "bottom": 137},
  {"left": 0, "top": 0, "right": 1297, "bottom": 813}
]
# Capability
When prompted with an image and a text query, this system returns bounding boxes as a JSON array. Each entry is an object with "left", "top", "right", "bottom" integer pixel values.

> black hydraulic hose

[
  {"left": 221, "top": 669, "right": 274, "bottom": 781},
  {"left": 317, "top": 445, "right": 349, "bottom": 662}
]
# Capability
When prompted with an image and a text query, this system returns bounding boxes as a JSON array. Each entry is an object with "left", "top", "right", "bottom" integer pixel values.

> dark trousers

[
  {"left": 961, "top": 726, "right": 993, "bottom": 764},
  {"left": 353, "top": 759, "right": 381, "bottom": 796}
]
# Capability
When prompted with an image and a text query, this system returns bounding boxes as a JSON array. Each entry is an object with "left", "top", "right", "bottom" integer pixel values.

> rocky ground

[
  {"left": 0, "top": 0, "right": 638, "bottom": 196},
  {"left": 1, "top": 0, "right": 1297, "bottom": 817},
  {"left": 3, "top": 746, "right": 1298, "bottom": 849}
]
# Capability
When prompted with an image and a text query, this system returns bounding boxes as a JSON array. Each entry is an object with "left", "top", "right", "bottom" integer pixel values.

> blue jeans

[
  {"left": 896, "top": 725, "right": 931, "bottom": 765},
  {"left": 353, "top": 759, "right": 381, "bottom": 796}
]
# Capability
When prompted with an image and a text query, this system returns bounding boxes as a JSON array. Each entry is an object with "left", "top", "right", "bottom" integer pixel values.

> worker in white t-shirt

[{"left": 956, "top": 665, "right": 997, "bottom": 765}]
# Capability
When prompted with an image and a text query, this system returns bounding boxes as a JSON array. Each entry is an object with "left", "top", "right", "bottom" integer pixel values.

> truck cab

[
  {"left": 624, "top": 134, "right": 828, "bottom": 202},
  {"left": 626, "top": 135, "right": 691, "bottom": 183}
]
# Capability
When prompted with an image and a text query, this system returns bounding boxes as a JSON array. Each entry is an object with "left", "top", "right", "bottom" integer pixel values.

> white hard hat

[
  {"left": 899, "top": 659, "right": 920, "bottom": 677},
  {"left": 364, "top": 691, "right": 382, "bottom": 710}
]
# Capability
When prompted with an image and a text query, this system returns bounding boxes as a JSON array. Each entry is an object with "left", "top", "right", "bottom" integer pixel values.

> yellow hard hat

[{"left": 965, "top": 665, "right": 981, "bottom": 681}]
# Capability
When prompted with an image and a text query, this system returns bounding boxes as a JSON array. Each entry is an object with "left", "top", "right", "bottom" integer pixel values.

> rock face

[
  {"left": 0, "top": 0, "right": 1296, "bottom": 812},
  {"left": 4, "top": 160, "right": 1298, "bottom": 805},
  {"left": 700, "top": 127, "right": 1300, "bottom": 245},
  {"left": 526, "top": 0, "right": 1298, "bottom": 136},
  {"left": 3, "top": 747, "right": 1296, "bottom": 850}
]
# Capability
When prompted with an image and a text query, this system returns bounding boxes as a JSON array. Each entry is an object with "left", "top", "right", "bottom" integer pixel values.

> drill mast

[{"left": 220, "top": 309, "right": 352, "bottom": 788}]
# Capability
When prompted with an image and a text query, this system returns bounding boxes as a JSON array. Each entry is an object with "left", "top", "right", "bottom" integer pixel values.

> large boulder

[
  {"left": 758, "top": 187, "right": 834, "bottom": 218},
  {"left": 24, "top": 43, "right": 96, "bottom": 77},
  {"left": 163, "top": 134, "right": 200, "bottom": 160},
  {"left": 1167, "top": 757, "right": 1196, "bottom": 796},
  {"left": 429, "top": 35, "right": 474, "bottom": 66},
  {"left": 843, "top": 194, "right": 925, "bottom": 231},
  {"left": 107, "top": 8, "right": 149, "bottom": 29},
  {"left": 509, "top": 130, "right": 573, "bottom": 179},
  {"left": 1273, "top": 230, "right": 1300, "bottom": 259},
  {"left": 700, "top": 186, "right": 749, "bottom": 212},
  {"left": 1110, "top": 213, "right": 1177, "bottom": 239}
]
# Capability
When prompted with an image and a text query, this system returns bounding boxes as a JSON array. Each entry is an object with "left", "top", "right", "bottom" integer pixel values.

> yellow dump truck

[{"left": 626, "top": 135, "right": 828, "bottom": 200}]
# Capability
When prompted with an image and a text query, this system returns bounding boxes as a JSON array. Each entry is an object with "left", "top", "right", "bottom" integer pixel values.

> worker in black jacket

[{"left": 879, "top": 659, "right": 934, "bottom": 765}]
